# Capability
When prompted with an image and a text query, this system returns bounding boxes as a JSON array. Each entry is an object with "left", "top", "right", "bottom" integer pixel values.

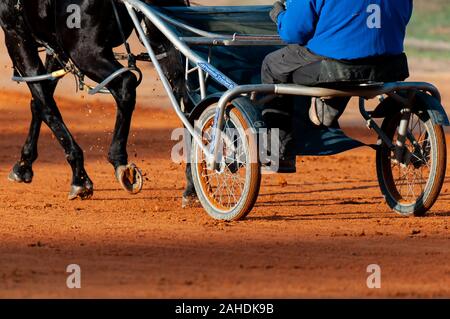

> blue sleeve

[{"left": 277, "top": 0, "right": 319, "bottom": 44}]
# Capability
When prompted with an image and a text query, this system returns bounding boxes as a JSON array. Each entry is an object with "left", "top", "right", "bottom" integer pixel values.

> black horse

[{"left": 0, "top": 0, "right": 194, "bottom": 200}]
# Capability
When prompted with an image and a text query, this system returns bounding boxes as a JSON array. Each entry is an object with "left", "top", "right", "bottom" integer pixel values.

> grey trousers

[
  {"left": 261, "top": 45, "right": 349, "bottom": 158},
  {"left": 261, "top": 45, "right": 322, "bottom": 84}
]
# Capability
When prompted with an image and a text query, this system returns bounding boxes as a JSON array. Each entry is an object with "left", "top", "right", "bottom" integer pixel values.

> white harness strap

[{"left": 15, "top": 0, "right": 22, "bottom": 11}]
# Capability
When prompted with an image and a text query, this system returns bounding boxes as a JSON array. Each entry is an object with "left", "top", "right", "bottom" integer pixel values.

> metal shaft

[{"left": 124, "top": 2, "right": 212, "bottom": 159}]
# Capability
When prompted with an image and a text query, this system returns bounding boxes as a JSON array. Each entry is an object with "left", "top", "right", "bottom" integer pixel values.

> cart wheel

[
  {"left": 191, "top": 103, "right": 261, "bottom": 221},
  {"left": 376, "top": 108, "right": 447, "bottom": 216}
]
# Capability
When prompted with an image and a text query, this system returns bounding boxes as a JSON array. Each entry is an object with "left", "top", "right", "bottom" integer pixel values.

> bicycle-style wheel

[
  {"left": 191, "top": 103, "right": 261, "bottom": 221},
  {"left": 376, "top": 108, "right": 447, "bottom": 216}
]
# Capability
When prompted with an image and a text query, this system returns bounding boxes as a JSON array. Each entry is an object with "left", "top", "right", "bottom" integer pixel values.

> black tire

[
  {"left": 376, "top": 108, "right": 447, "bottom": 216},
  {"left": 190, "top": 103, "right": 261, "bottom": 221}
]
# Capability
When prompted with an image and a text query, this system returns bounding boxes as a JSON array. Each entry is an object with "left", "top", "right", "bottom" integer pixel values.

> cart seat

[
  {"left": 293, "top": 53, "right": 410, "bottom": 87},
  {"left": 314, "top": 81, "right": 385, "bottom": 89}
]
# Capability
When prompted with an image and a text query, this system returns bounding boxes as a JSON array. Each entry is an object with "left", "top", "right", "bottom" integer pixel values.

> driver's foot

[
  {"left": 277, "top": 159, "right": 297, "bottom": 173},
  {"left": 309, "top": 98, "right": 342, "bottom": 127},
  {"left": 263, "top": 158, "right": 297, "bottom": 173}
]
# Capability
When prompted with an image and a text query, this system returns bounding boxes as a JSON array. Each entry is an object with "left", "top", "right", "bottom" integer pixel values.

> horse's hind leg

[
  {"left": 4, "top": 31, "right": 93, "bottom": 199},
  {"left": 8, "top": 54, "right": 62, "bottom": 184}
]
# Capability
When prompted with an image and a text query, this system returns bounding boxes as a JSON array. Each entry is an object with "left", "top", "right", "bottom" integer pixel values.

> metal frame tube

[
  {"left": 212, "top": 85, "right": 275, "bottom": 164},
  {"left": 198, "top": 68, "right": 207, "bottom": 99},
  {"left": 121, "top": 0, "right": 443, "bottom": 168},
  {"left": 123, "top": 0, "right": 202, "bottom": 63},
  {"left": 358, "top": 97, "right": 394, "bottom": 149},
  {"left": 395, "top": 91, "right": 416, "bottom": 149},
  {"left": 12, "top": 69, "right": 69, "bottom": 83},
  {"left": 210, "top": 82, "right": 440, "bottom": 165},
  {"left": 122, "top": 0, "right": 236, "bottom": 90},
  {"left": 88, "top": 67, "right": 134, "bottom": 95},
  {"left": 153, "top": 9, "right": 224, "bottom": 38},
  {"left": 397, "top": 111, "right": 412, "bottom": 147},
  {"left": 124, "top": 1, "right": 212, "bottom": 160},
  {"left": 274, "top": 82, "right": 441, "bottom": 101}
]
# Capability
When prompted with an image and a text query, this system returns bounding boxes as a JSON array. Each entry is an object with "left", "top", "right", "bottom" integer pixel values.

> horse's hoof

[
  {"left": 7, "top": 164, "right": 33, "bottom": 184},
  {"left": 182, "top": 194, "right": 201, "bottom": 209},
  {"left": 115, "top": 163, "right": 143, "bottom": 195},
  {"left": 68, "top": 182, "right": 94, "bottom": 200},
  {"left": 8, "top": 170, "right": 23, "bottom": 183}
]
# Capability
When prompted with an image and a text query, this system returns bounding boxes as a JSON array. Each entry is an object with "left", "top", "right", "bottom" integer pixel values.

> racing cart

[{"left": 121, "top": 1, "right": 448, "bottom": 220}]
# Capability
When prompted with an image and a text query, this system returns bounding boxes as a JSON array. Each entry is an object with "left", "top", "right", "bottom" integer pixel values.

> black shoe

[
  {"left": 262, "top": 158, "right": 297, "bottom": 174},
  {"left": 277, "top": 159, "right": 297, "bottom": 173}
]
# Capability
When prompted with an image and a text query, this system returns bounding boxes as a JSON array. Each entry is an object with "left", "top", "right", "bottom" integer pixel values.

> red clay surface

[{"left": 0, "top": 88, "right": 449, "bottom": 298}]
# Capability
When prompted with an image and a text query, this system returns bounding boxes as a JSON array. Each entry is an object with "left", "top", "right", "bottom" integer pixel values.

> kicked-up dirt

[{"left": 0, "top": 88, "right": 449, "bottom": 298}]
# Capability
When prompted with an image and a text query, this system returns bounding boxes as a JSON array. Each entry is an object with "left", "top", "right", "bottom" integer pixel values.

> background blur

[
  {"left": 0, "top": 0, "right": 449, "bottom": 299},
  {"left": 0, "top": 0, "right": 448, "bottom": 110},
  {"left": 197, "top": 0, "right": 450, "bottom": 61}
]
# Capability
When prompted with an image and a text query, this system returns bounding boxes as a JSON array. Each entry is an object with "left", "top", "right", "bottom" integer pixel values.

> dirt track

[{"left": 0, "top": 89, "right": 449, "bottom": 298}]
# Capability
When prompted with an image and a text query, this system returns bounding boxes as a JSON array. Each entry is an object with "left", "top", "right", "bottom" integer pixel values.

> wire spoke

[
  {"left": 391, "top": 114, "right": 432, "bottom": 203},
  {"left": 196, "top": 112, "right": 250, "bottom": 211}
]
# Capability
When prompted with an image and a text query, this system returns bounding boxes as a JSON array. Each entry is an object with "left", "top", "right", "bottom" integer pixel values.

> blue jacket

[{"left": 277, "top": 0, "right": 413, "bottom": 60}]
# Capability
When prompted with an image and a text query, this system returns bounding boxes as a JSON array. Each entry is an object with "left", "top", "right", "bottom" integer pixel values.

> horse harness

[
  {"left": 11, "top": 0, "right": 148, "bottom": 95},
  {"left": 14, "top": 0, "right": 22, "bottom": 11}
]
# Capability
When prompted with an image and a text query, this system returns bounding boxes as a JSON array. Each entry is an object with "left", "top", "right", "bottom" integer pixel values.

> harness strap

[
  {"left": 12, "top": 0, "right": 143, "bottom": 94},
  {"left": 110, "top": 0, "right": 135, "bottom": 68},
  {"left": 15, "top": 0, "right": 22, "bottom": 11}
]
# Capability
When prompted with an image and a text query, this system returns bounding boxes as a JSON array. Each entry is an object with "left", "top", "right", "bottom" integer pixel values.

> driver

[{"left": 262, "top": 0, "right": 413, "bottom": 172}]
